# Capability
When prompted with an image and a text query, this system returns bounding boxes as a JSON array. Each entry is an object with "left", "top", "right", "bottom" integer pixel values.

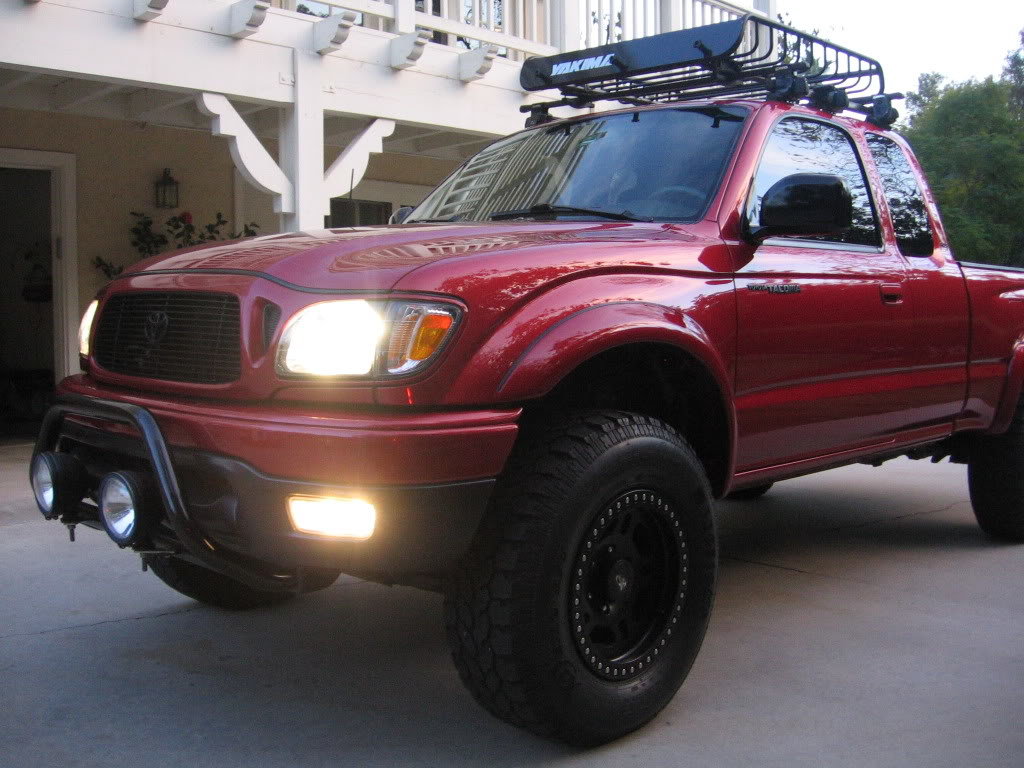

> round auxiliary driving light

[
  {"left": 29, "top": 451, "right": 88, "bottom": 520},
  {"left": 98, "top": 471, "right": 151, "bottom": 547}
]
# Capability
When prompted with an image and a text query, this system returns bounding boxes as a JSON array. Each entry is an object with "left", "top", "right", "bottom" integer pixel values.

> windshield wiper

[
  {"left": 405, "top": 214, "right": 466, "bottom": 223},
  {"left": 488, "top": 203, "right": 652, "bottom": 222}
]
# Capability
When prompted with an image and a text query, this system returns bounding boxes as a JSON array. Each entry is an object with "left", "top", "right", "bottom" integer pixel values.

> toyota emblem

[{"left": 143, "top": 310, "right": 170, "bottom": 344}]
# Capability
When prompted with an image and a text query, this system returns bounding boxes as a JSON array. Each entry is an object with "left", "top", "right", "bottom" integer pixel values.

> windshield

[{"left": 409, "top": 106, "right": 747, "bottom": 223}]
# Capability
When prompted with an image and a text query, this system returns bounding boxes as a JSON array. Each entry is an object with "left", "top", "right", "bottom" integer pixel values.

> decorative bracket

[
  {"left": 312, "top": 11, "right": 358, "bottom": 55},
  {"left": 228, "top": 0, "right": 269, "bottom": 39},
  {"left": 196, "top": 92, "right": 293, "bottom": 213},
  {"left": 389, "top": 29, "right": 430, "bottom": 70},
  {"left": 322, "top": 119, "right": 396, "bottom": 214},
  {"left": 458, "top": 44, "right": 497, "bottom": 82},
  {"left": 133, "top": 0, "right": 169, "bottom": 21}
]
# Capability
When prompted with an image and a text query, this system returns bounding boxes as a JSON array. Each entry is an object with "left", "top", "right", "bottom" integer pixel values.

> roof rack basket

[{"left": 520, "top": 15, "right": 901, "bottom": 128}]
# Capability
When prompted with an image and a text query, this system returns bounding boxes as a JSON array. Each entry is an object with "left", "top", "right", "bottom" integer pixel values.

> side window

[
  {"left": 865, "top": 134, "right": 935, "bottom": 257},
  {"left": 750, "top": 118, "right": 880, "bottom": 247}
]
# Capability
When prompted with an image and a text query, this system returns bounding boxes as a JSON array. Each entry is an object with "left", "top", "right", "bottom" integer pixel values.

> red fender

[{"left": 988, "top": 335, "right": 1024, "bottom": 434}]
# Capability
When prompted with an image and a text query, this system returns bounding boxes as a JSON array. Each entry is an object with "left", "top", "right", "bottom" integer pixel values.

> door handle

[{"left": 880, "top": 283, "right": 904, "bottom": 305}]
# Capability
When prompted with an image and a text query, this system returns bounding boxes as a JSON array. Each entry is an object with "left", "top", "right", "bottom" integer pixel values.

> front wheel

[{"left": 444, "top": 410, "right": 717, "bottom": 745}]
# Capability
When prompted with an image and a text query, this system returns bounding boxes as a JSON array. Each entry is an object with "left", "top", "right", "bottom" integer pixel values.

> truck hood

[{"left": 125, "top": 221, "right": 707, "bottom": 292}]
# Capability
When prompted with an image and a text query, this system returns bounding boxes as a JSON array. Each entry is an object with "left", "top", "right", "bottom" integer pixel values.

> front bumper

[{"left": 36, "top": 391, "right": 517, "bottom": 591}]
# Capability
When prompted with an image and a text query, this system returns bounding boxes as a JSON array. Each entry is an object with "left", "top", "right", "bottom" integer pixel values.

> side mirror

[
  {"left": 747, "top": 173, "right": 853, "bottom": 242},
  {"left": 390, "top": 206, "right": 414, "bottom": 225}
]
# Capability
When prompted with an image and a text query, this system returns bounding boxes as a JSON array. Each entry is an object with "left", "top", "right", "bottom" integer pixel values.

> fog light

[
  {"left": 98, "top": 471, "right": 151, "bottom": 547},
  {"left": 30, "top": 451, "right": 88, "bottom": 520},
  {"left": 287, "top": 496, "right": 376, "bottom": 539}
]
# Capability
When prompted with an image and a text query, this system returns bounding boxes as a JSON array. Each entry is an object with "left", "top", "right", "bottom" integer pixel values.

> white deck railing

[{"left": 276, "top": 0, "right": 770, "bottom": 61}]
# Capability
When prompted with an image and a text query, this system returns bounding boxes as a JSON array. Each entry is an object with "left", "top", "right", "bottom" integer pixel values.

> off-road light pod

[
  {"left": 98, "top": 471, "right": 153, "bottom": 547},
  {"left": 30, "top": 451, "right": 88, "bottom": 520}
]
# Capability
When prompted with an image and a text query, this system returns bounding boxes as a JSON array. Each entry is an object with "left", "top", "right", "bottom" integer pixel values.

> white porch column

[
  {"left": 554, "top": 0, "right": 582, "bottom": 52},
  {"left": 279, "top": 48, "right": 325, "bottom": 231},
  {"left": 660, "top": 0, "right": 684, "bottom": 33}
]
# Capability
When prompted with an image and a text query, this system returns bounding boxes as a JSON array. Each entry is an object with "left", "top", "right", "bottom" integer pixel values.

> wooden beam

[
  {"left": 52, "top": 80, "right": 124, "bottom": 111},
  {"left": 414, "top": 131, "right": 492, "bottom": 152},
  {"left": 128, "top": 89, "right": 195, "bottom": 121},
  {"left": 234, "top": 102, "right": 273, "bottom": 116},
  {"left": 0, "top": 70, "right": 39, "bottom": 94},
  {"left": 133, "top": 0, "right": 170, "bottom": 22},
  {"left": 228, "top": 0, "right": 270, "bottom": 39},
  {"left": 197, "top": 92, "right": 293, "bottom": 213},
  {"left": 312, "top": 11, "right": 357, "bottom": 55}
]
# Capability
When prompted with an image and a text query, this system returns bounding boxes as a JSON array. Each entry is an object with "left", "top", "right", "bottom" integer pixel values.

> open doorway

[
  {"left": 0, "top": 168, "right": 52, "bottom": 439},
  {"left": 0, "top": 150, "right": 77, "bottom": 442}
]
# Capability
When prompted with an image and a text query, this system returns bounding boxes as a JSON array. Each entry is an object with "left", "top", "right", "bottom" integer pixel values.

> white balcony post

[
  {"left": 660, "top": 0, "right": 683, "bottom": 33},
  {"left": 279, "top": 49, "right": 324, "bottom": 230},
  {"left": 392, "top": 0, "right": 417, "bottom": 34},
  {"left": 554, "top": 0, "right": 582, "bottom": 52}
]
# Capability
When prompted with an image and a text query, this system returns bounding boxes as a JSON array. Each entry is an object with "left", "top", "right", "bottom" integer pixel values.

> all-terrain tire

[
  {"left": 443, "top": 410, "right": 717, "bottom": 746},
  {"left": 968, "top": 404, "right": 1024, "bottom": 541},
  {"left": 726, "top": 482, "right": 773, "bottom": 501},
  {"left": 148, "top": 557, "right": 340, "bottom": 609}
]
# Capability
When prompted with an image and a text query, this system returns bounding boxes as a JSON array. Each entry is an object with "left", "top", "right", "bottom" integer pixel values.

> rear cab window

[{"left": 865, "top": 134, "right": 935, "bottom": 257}]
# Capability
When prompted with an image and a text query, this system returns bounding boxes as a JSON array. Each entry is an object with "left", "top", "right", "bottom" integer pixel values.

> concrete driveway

[{"left": 2, "top": 439, "right": 1022, "bottom": 767}]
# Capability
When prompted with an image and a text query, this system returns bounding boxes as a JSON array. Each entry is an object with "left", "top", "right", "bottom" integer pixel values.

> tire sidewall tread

[{"left": 444, "top": 410, "right": 718, "bottom": 746}]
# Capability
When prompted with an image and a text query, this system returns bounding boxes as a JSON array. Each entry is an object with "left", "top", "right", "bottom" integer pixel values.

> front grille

[{"left": 94, "top": 291, "right": 241, "bottom": 384}]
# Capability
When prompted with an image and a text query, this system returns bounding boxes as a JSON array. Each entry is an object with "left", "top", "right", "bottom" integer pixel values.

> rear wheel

[
  {"left": 148, "top": 556, "right": 340, "bottom": 610},
  {"left": 968, "top": 413, "right": 1024, "bottom": 541},
  {"left": 444, "top": 410, "right": 717, "bottom": 745}
]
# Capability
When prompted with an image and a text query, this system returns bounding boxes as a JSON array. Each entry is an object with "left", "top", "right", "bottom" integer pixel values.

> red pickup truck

[{"left": 29, "top": 17, "right": 1024, "bottom": 746}]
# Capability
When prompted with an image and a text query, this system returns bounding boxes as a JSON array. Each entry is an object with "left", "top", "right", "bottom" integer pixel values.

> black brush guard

[{"left": 35, "top": 394, "right": 301, "bottom": 593}]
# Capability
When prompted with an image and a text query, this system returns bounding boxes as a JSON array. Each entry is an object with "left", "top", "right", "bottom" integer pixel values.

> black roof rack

[{"left": 519, "top": 15, "right": 902, "bottom": 128}]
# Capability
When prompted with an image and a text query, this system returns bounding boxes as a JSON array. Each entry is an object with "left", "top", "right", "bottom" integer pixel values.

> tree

[
  {"left": 1005, "top": 29, "right": 1024, "bottom": 117},
  {"left": 901, "top": 31, "right": 1024, "bottom": 267}
]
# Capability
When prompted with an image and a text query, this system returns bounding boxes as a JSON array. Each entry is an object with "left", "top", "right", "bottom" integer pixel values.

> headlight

[
  {"left": 276, "top": 299, "right": 459, "bottom": 378},
  {"left": 79, "top": 299, "right": 98, "bottom": 357}
]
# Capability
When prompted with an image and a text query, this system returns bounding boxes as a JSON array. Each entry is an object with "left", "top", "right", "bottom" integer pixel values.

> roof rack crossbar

[{"left": 520, "top": 15, "right": 900, "bottom": 126}]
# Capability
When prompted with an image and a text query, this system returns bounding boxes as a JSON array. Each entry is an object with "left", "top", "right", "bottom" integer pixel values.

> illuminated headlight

[
  {"left": 276, "top": 299, "right": 459, "bottom": 378},
  {"left": 288, "top": 495, "right": 376, "bottom": 539},
  {"left": 79, "top": 299, "right": 99, "bottom": 357}
]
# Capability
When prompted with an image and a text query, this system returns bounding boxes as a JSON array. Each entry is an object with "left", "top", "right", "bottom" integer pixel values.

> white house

[{"left": 0, "top": 0, "right": 773, "bottom": 422}]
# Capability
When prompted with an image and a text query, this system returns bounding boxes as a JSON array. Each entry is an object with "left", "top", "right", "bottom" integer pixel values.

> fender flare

[
  {"left": 495, "top": 301, "right": 732, "bottom": 402},
  {"left": 493, "top": 302, "right": 737, "bottom": 482},
  {"left": 988, "top": 335, "right": 1024, "bottom": 434}
]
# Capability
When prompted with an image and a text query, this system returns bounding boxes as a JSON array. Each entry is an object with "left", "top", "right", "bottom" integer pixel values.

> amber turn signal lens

[
  {"left": 410, "top": 313, "right": 454, "bottom": 361},
  {"left": 386, "top": 304, "right": 458, "bottom": 374}
]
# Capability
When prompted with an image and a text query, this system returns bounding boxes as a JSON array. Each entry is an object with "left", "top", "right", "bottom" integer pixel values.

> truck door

[
  {"left": 733, "top": 116, "right": 917, "bottom": 470},
  {"left": 864, "top": 132, "right": 970, "bottom": 429}
]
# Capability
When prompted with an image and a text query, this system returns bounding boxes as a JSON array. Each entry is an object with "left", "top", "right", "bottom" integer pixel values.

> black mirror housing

[
  {"left": 748, "top": 173, "right": 853, "bottom": 242},
  {"left": 390, "top": 206, "right": 414, "bottom": 225}
]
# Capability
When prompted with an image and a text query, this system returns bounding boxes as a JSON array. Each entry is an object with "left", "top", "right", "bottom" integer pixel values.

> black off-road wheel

[
  {"left": 726, "top": 483, "right": 773, "bottom": 501},
  {"left": 968, "top": 406, "right": 1024, "bottom": 541},
  {"left": 444, "top": 410, "right": 717, "bottom": 746},
  {"left": 148, "top": 556, "right": 340, "bottom": 610}
]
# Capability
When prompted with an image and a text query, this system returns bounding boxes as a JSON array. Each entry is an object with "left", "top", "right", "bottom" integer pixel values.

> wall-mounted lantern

[{"left": 154, "top": 168, "right": 179, "bottom": 208}]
